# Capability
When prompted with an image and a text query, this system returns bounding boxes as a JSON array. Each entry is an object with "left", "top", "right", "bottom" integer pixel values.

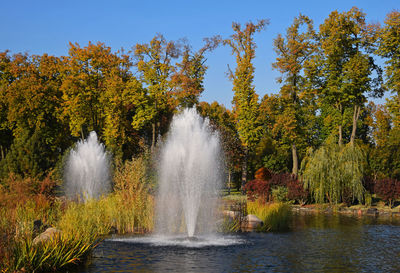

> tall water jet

[
  {"left": 156, "top": 108, "right": 222, "bottom": 238},
  {"left": 64, "top": 131, "right": 111, "bottom": 200}
]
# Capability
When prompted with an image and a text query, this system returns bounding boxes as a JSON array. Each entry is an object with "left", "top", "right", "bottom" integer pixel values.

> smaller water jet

[{"left": 64, "top": 131, "right": 111, "bottom": 200}]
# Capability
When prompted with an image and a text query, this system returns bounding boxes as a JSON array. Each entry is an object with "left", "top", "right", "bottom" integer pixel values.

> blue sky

[{"left": 1, "top": 0, "right": 398, "bottom": 107}]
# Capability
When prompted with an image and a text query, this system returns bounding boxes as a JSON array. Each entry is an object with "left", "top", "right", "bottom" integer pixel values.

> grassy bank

[{"left": 0, "top": 156, "right": 154, "bottom": 272}]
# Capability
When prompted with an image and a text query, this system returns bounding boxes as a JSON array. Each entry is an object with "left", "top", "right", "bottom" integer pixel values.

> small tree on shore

[{"left": 301, "top": 141, "right": 365, "bottom": 204}]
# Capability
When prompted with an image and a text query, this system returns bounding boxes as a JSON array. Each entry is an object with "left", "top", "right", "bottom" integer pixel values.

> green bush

[{"left": 271, "top": 186, "right": 289, "bottom": 203}]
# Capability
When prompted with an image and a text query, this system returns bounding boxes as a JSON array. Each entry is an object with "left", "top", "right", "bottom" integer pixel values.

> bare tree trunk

[
  {"left": 241, "top": 147, "right": 248, "bottom": 193},
  {"left": 0, "top": 145, "right": 4, "bottom": 160},
  {"left": 338, "top": 125, "right": 343, "bottom": 146},
  {"left": 292, "top": 143, "right": 298, "bottom": 175},
  {"left": 151, "top": 122, "right": 156, "bottom": 153},
  {"left": 350, "top": 105, "right": 361, "bottom": 146},
  {"left": 338, "top": 104, "right": 343, "bottom": 146},
  {"left": 228, "top": 170, "right": 231, "bottom": 195}
]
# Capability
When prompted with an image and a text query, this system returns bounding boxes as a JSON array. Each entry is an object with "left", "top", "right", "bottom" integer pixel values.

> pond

[{"left": 76, "top": 213, "right": 400, "bottom": 272}]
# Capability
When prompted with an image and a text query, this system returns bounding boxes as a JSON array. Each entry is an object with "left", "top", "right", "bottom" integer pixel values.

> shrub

[
  {"left": 244, "top": 179, "right": 271, "bottom": 202},
  {"left": 362, "top": 176, "right": 376, "bottom": 194},
  {"left": 247, "top": 201, "right": 291, "bottom": 231},
  {"left": 287, "top": 179, "right": 308, "bottom": 205},
  {"left": 374, "top": 178, "right": 400, "bottom": 208},
  {"left": 269, "top": 173, "right": 293, "bottom": 187},
  {"left": 271, "top": 186, "right": 288, "bottom": 202}
]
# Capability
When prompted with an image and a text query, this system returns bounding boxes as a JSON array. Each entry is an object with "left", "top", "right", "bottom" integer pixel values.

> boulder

[
  {"left": 32, "top": 227, "right": 61, "bottom": 245},
  {"left": 223, "top": 210, "right": 240, "bottom": 218},
  {"left": 366, "top": 208, "right": 378, "bottom": 216},
  {"left": 241, "top": 214, "right": 263, "bottom": 232}
]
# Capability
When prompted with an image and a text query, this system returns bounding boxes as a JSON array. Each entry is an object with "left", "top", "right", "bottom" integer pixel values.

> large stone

[
  {"left": 241, "top": 214, "right": 263, "bottom": 232},
  {"left": 223, "top": 210, "right": 240, "bottom": 218},
  {"left": 32, "top": 227, "right": 61, "bottom": 245}
]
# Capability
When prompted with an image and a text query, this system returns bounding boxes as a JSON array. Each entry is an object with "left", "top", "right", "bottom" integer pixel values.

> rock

[
  {"left": 366, "top": 208, "right": 378, "bottom": 216},
  {"left": 32, "top": 227, "right": 61, "bottom": 245},
  {"left": 223, "top": 210, "right": 240, "bottom": 218},
  {"left": 109, "top": 226, "right": 118, "bottom": 234},
  {"left": 241, "top": 214, "right": 263, "bottom": 232}
]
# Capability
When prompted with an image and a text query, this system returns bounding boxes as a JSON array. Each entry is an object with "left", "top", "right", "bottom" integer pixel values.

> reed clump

[{"left": 247, "top": 201, "right": 292, "bottom": 231}]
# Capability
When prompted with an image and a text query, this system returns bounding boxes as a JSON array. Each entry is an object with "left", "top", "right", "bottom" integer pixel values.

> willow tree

[
  {"left": 301, "top": 141, "right": 365, "bottom": 204},
  {"left": 272, "top": 14, "right": 316, "bottom": 175},
  {"left": 224, "top": 19, "right": 268, "bottom": 189}
]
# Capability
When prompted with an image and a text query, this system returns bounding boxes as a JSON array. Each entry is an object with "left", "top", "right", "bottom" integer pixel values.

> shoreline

[{"left": 291, "top": 204, "right": 400, "bottom": 218}]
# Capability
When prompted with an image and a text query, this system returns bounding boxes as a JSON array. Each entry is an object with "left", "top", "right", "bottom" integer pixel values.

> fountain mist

[
  {"left": 156, "top": 108, "right": 222, "bottom": 237},
  {"left": 64, "top": 131, "right": 111, "bottom": 200}
]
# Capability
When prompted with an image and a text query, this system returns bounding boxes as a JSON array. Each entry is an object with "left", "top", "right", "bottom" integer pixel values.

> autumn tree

[
  {"left": 101, "top": 65, "right": 144, "bottom": 159},
  {"left": 0, "top": 51, "right": 13, "bottom": 160},
  {"left": 309, "top": 7, "right": 383, "bottom": 146},
  {"left": 133, "top": 34, "right": 182, "bottom": 152},
  {"left": 224, "top": 19, "right": 268, "bottom": 189},
  {"left": 197, "top": 101, "right": 242, "bottom": 191},
  {"left": 61, "top": 42, "right": 129, "bottom": 140},
  {"left": 172, "top": 36, "right": 221, "bottom": 108},
  {"left": 377, "top": 11, "right": 400, "bottom": 128},
  {"left": 0, "top": 52, "right": 65, "bottom": 178},
  {"left": 272, "top": 14, "right": 317, "bottom": 175}
]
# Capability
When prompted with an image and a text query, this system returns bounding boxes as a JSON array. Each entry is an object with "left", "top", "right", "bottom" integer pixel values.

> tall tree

[
  {"left": 172, "top": 36, "right": 221, "bottom": 108},
  {"left": 272, "top": 14, "right": 317, "bottom": 175},
  {"left": 224, "top": 19, "right": 268, "bottom": 189},
  {"left": 60, "top": 42, "right": 127, "bottom": 140},
  {"left": 377, "top": 11, "right": 400, "bottom": 128},
  {"left": 133, "top": 34, "right": 182, "bottom": 152},
  {"left": 310, "top": 7, "right": 383, "bottom": 146},
  {"left": 0, "top": 52, "right": 65, "bottom": 178}
]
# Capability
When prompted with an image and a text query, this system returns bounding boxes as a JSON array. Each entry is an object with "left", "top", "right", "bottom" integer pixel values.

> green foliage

[
  {"left": 301, "top": 142, "right": 365, "bottom": 204},
  {"left": 247, "top": 201, "right": 292, "bottom": 231},
  {"left": 377, "top": 11, "right": 400, "bottom": 96},
  {"left": 0, "top": 129, "right": 55, "bottom": 179},
  {"left": 271, "top": 186, "right": 289, "bottom": 203},
  {"left": 224, "top": 20, "right": 268, "bottom": 150}
]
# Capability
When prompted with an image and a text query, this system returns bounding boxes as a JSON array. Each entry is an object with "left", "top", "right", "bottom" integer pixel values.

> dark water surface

[{"left": 76, "top": 214, "right": 400, "bottom": 272}]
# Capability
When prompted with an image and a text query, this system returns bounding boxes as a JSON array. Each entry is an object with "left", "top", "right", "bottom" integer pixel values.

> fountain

[
  {"left": 108, "top": 108, "right": 244, "bottom": 247},
  {"left": 64, "top": 131, "right": 111, "bottom": 201},
  {"left": 156, "top": 108, "right": 222, "bottom": 238}
]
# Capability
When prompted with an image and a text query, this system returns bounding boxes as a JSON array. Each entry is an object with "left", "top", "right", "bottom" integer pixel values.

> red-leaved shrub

[
  {"left": 375, "top": 178, "right": 400, "bottom": 207},
  {"left": 245, "top": 171, "right": 308, "bottom": 204},
  {"left": 287, "top": 179, "right": 308, "bottom": 205},
  {"left": 244, "top": 179, "right": 271, "bottom": 202}
]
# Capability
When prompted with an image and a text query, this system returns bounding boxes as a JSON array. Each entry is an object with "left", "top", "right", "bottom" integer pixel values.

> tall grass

[
  {"left": 0, "top": 155, "right": 155, "bottom": 272},
  {"left": 7, "top": 233, "right": 97, "bottom": 272},
  {"left": 247, "top": 201, "right": 292, "bottom": 231},
  {"left": 58, "top": 192, "right": 154, "bottom": 237}
]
